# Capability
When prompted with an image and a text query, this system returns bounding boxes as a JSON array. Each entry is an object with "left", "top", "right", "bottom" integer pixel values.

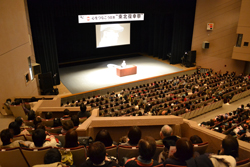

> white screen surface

[{"left": 96, "top": 23, "right": 130, "bottom": 48}]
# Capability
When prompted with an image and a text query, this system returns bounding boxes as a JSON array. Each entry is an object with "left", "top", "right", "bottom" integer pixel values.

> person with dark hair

[
  {"left": 81, "top": 141, "right": 119, "bottom": 167},
  {"left": 45, "top": 112, "right": 53, "bottom": 119},
  {"left": 78, "top": 103, "right": 91, "bottom": 118},
  {"left": 62, "top": 109, "right": 70, "bottom": 118},
  {"left": 209, "top": 135, "right": 237, "bottom": 167},
  {"left": 125, "top": 136, "right": 158, "bottom": 167},
  {"left": 163, "top": 138, "right": 193, "bottom": 166},
  {"left": 29, "top": 129, "right": 60, "bottom": 148},
  {"left": 33, "top": 116, "right": 42, "bottom": 127},
  {"left": 8, "top": 121, "right": 21, "bottom": 135},
  {"left": 15, "top": 116, "right": 24, "bottom": 127},
  {"left": 61, "top": 120, "right": 74, "bottom": 134},
  {"left": 28, "top": 110, "right": 36, "bottom": 120},
  {"left": 0, "top": 129, "right": 23, "bottom": 148},
  {"left": 95, "top": 129, "right": 113, "bottom": 147},
  {"left": 71, "top": 114, "right": 80, "bottom": 126},
  {"left": 64, "top": 129, "right": 79, "bottom": 148},
  {"left": 53, "top": 118, "right": 62, "bottom": 127},
  {"left": 33, "top": 148, "right": 67, "bottom": 167},
  {"left": 190, "top": 135, "right": 203, "bottom": 144},
  {"left": 121, "top": 126, "right": 141, "bottom": 146}
]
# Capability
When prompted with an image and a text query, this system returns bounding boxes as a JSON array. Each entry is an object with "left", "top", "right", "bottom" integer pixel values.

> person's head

[
  {"left": 33, "top": 116, "right": 42, "bottom": 127},
  {"left": 45, "top": 112, "right": 52, "bottom": 119},
  {"left": 127, "top": 126, "right": 141, "bottom": 145},
  {"left": 160, "top": 125, "right": 173, "bottom": 139},
  {"left": 95, "top": 129, "right": 113, "bottom": 147},
  {"left": 32, "top": 129, "right": 46, "bottom": 147},
  {"left": 71, "top": 115, "right": 79, "bottom": 126},
  {"left": 80, "top": 103, "right": 86, "bottom": 112},
  {"left": 190, "top": 135, "right": 203, "bottom": 144},
  {"left": 0, "top": 129, "right": 13, "bottom": 145},
  {"left": 28, "top": 110, "right": 36, "bottom": 120},
  {"left": 62, "top": 120, "right": 74, "bottom": 131},
  {"left": 15, "top": 116, "right": 23, "bottom": 127},
  {"left": 64, "top": 129, "right": 78, "bottom": 148},
  {"left": 174, "top": 138, "right": 193, "bottom": 161},
  {"left": 88, "top": 141, "right": 106, "bottom": 165},
  {"left": 44, "top": 148, "right": 61, "bottom": 164},
  {"left": 53, "top": 118, "right": 62, "bottom": 127},
  {"left": 63, "top": 109, "right": 70, "bottom": 116},
  {"left": 8, "top": 121, "right": 21, "bottom": 135},
  {"left": 138, "top": 136, "right": 156, "bottom": 160},
  {"left": 220, "top": 135, "right": 239, "bottom": 158}
]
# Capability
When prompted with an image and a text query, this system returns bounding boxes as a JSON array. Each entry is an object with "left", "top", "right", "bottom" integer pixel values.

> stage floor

[{"left": 59, "top": 55, "right": 183, "bottom": 94}]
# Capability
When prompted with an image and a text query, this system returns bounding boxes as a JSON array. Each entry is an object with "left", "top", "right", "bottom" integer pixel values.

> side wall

[
  {"left": 0, "top": 0, "right": 38, "bottom": 113},
  {"left": 232, "top": 0, "right": 250, "bottom": 61},
  {"left": 192, "top": 0, "right": 246, "bottom": 74}
]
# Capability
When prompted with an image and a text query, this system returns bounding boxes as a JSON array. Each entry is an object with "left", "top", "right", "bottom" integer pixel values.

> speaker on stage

[
  {"left": 38, "top": 72, "right": 54, "bottom": 95},
  {"left": 187, "top": 50, "right": 196, "bottom": 63}
]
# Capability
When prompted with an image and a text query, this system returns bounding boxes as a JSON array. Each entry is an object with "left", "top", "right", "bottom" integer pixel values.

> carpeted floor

[{"left": 59, "top": 55, "right": 182, "bottom": 94}]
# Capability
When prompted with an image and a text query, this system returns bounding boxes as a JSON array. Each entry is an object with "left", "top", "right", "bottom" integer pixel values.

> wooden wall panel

[
  {"left": 0, "top": 0, "right": 38, "bottom": 113},
  {"left": 192, "top": 0, "right": 245, "bottom": 74}
]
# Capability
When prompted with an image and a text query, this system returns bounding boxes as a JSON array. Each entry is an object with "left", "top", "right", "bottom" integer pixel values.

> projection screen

[{"left": 96, "top": 23, "right": 130, "bottom": 48}]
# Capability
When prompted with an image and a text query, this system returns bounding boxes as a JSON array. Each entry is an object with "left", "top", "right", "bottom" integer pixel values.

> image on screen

[{"left": 96, "top": 23, "right": 130, "bottom": 48}]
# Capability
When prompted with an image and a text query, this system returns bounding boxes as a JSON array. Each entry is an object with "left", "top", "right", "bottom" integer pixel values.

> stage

[{"left": 59, "top": 55, "right": 183, "bottom": 94}]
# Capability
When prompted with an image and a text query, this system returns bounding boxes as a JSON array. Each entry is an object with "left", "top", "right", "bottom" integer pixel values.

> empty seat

[
  {"left": 193, "top": 142, "right": 209, "bottom": 155},
  {"left": 118, "top": 145, "right": 139, "bottom": 164}
]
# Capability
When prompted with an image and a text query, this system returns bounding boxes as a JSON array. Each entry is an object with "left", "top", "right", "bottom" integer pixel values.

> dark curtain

[
  {"left": 170, "top": 0, "right": 196, "bottom": 64},
  {"left": 27, "top": 0, "right": 60, "bottom": 85}
]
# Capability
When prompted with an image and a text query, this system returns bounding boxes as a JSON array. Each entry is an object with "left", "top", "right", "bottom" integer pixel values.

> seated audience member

[
  {"left": 33, "top": 116, "right": 42, "bottom": 127},
  {"left": 60, "top": 120, "right": 74, "bottom": 134},
  {"left": 163, "top": 138, "right": 193, "bottom": 166},
  {"left": 190, "top": 135, "right": 203, "bottom": 144},
  {"left": 78, "top": 103, "right": 91, "bottom": 118},
  {"left": 53, "top": 118, "right": 62, "bottom": 127},
  {"left": 28, "top": 110, "right": 36, "bottom": 120},
  {"left": 0, "top": 129, "right": 23, "bottom": 148},
  {"left": 156, "top": 125, "right": 179, "bottom": 148},
  {"left": 29, "top": 129, "right": 60, "bottom": 148},
  {"left": 64, "top": 129, "right": 79, "bottom": 148},
  {"left": 15, "top": 116, "right": 25, "bottom": 127},
  {"left": 125, "top": 136, "right": 158, "bottom": 167},
  {"left": 33, "top": 148, "right": 67, "bottom": 167},
  {"left": 62, "top": 109, "right": 70, "bottom": 119},
  {"left": 45, "top": 112, "right": 53, "bottom": 119},
  {"left": 209, "top": 135, "right": 237, "bottom": 167},
  {"left": 81, "top": 141, "right": 119, "bottom": 167},
  {"left": 8, "top": 121, "right": 29, "bottom": 136},
  {"left": 95, "top": 129, "right": 114, "bottom": 147},
  {"left": 71, "top": 114, "right": 80, "bottom": 126},
  {"left": 120, "top": 126, "right": 141, "bottom": 146}
]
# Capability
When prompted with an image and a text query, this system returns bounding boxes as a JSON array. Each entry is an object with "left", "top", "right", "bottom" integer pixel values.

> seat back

[
  {"left": 42, "top": 118, "right": 54, "bottom": 127},
  {"left": 106, "top": 145, "right": 117, "bottom": 158},
  {"left": 21, "top": 147, "right": 52, "bottom": 167},
  {"left": 118, "top": 145, "right": 139, "bottom": 164},
  {"left": 60, "top": 146, "right": 86, "bottom": 167},
  {"left": 165, "top": 165, "right": 187, "bottom": 167},
  {"left": 13, "top": 134, "right": 27, "bottom": 141},
  {"left": 9, "top": 105, "right": 27, "bottom": 120},
  {"left": 153, "top": 145, "right": 165, "bottom": 160},
  {"left": 0, "top": 147, "right": 28, "bottom": 167},
  {"left": 25, "top": 134, "right": 33, "bottom": 141},
  {"left": 193, "top": 142, "right": 209, "bottom": 155},
  {"left": 237, "top": 158, "right": 250, "bottom": 167},
  {"left": 23, "top": 120, "right": 34, "bottom": 127},
  {"left": 46, "top": 126, "right": 62, "bottom": 134},
  {"left": 79, "top": 117, "right": 87, "bottom": 123}
]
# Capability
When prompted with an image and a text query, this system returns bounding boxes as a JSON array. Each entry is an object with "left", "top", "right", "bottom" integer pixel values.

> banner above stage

[{"left": 78, "top": 13, "right": 144, "bottom": 23}]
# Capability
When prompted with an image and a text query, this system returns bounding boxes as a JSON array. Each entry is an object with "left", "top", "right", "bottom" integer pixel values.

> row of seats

[{"left": 0, "top": 142, "right": 209, "bottom": 167}]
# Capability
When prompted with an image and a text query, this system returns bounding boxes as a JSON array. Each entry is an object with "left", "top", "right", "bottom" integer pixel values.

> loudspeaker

[
  {"left": 202, "top": 41, "right": 210, "bottom": 49},
  {"left": 32, "top": 63, "right": 41, "bottom": 75},
  {"left": 187, "top": 50, "right": 196, "bottom": 63},
  {"left": 38, "top": 72, "right": 54, "bottom": 95}
]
